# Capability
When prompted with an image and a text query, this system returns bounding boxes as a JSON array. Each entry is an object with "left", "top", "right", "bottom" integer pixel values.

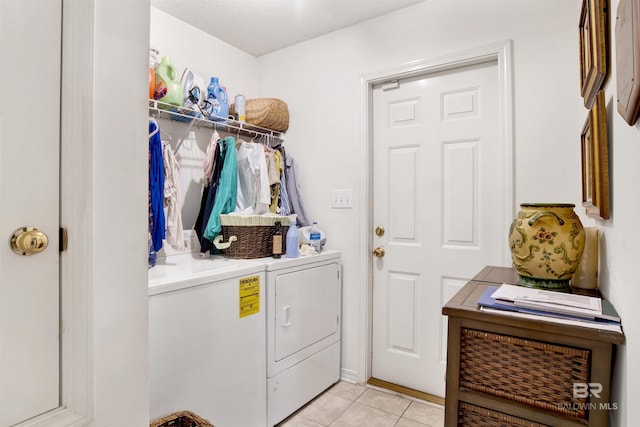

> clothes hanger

[
  {"left": 149, "top": 117, "right": 160, "bottom": 139},
  {"left": 148, "top": 117, "right": 174, "bottom": 143}
]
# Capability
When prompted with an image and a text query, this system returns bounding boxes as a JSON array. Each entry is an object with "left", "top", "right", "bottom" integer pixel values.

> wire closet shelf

[{"left": 148, "top": 99, "right": 285, "bottom": 148}]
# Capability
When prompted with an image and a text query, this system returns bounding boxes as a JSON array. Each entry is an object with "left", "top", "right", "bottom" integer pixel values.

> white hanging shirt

[
  {"left": 203, "top": 130, "right": 220, "bottom": 183},
  {"left": 162, "top": 141, "right": 185, "bottom": 250},
  {"left": 235, "top": 140, "right": 271, "bottom": 215}
]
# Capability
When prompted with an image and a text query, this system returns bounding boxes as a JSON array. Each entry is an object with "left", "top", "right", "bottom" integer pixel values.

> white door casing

[
  {"left": 361, "top": 41, "right": 514, "bottom": 394},
  {"left": 0, "top": 1, "right": 61, "bottom": 425},
  {"left": 2, "top": 1, "right": 151, "bottom": 426}
]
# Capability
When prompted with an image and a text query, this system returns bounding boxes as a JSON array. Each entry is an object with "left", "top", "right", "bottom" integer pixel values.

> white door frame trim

[
  {"left": 357, "top": 40, "right": 514, "bottom": 385},
  {"left": 17, "top": 0, "right": 151, "bottom": 425},
  {"left": 14, "top": 1, "right": 95, "bottom": 426}
]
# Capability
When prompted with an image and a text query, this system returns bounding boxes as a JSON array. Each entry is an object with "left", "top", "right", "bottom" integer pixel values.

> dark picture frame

[
  {"left": 579, "top": 0, "right": 608, "bottom": 109},
  {"left": 581, "top": 90, "right": 610, "bottom": 220}
]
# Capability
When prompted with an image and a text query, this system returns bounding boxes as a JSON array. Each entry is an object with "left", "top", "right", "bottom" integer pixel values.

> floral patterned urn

[{"left": 509, "top": 203, "right": 585, "bottom": 291}]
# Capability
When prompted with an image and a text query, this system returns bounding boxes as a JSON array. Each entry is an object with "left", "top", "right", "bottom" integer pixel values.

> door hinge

[{"left": 59, "top": 227, "right": 68, "bottom": 252}]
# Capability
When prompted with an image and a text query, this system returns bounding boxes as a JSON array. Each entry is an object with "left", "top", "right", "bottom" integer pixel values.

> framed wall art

[
  {"left": 581, "top": 90, "right": 610, "bottom": 220},
  {"left": 579, "top": 0, "right": 608, "bottom": 109},
  {"left": 615, "top": 0, "right": 640, "bottom": 125}
]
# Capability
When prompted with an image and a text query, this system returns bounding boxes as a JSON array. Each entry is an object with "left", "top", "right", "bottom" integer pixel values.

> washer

[
  {"left": 263, "top": 250, "right": 342, "bottom": 426},
  {"left": 149, "top": 253, "right": 266, "bottom": 427}
]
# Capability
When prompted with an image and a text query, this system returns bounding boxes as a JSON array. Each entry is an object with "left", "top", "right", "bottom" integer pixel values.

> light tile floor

[{"left": 277, "top": 381, "right": 445, "bottom": 427}]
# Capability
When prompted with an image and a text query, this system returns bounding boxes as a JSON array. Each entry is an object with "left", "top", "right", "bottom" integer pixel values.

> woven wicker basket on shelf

[
  {"left": 230, "top": 98, "right": 289, "bottom": 132},
  {"left": 219, "top": 215, "right": 290, "bottom": 259},
  {"left": 149, "top": 410, "right": 214, "bottom": 427}
]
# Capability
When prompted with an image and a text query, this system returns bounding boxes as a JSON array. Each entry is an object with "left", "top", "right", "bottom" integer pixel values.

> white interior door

[
  {"left": 0, "top": 1, "right": 61, "bottom": 425},
  {"left": 371, "top": 60, "right": 503, "bottom": 397}
]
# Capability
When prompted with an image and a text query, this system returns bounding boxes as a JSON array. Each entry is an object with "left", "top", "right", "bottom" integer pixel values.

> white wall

[
  {"left": 150, "top": 7, "right": 260, "bottom": 230},
  {"left": 150, "top": 7, "right": 258, "bottom": 99},
  {"left": 257, "top": 0, "right": 583, "bottom": 385},
  {"left": 89, "top": 0, "right": 150, "bottom": 425},
  {"left": 597, "top": 1, "right": 640, "bottom": 426}
]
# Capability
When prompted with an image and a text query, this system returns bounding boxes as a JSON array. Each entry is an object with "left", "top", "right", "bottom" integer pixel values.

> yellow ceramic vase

[{"left": 509, "top": 203, "right": 585, "bottom": 291}]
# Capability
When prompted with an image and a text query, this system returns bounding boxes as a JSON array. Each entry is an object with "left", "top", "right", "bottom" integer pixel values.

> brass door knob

[
  {"left": 10, "top": 226, "right": 49, "bottom": 256},
  {"left": 373, "top": 247, "right": 385, "bottom": 257}
]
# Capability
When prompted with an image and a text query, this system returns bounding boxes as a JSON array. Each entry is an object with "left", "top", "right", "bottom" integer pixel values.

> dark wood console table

[{"left": 442, "top": 266, "right": 624, "bottom": 427}]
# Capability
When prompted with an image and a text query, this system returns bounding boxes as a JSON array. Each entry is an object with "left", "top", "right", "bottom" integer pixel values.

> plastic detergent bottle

[
  {"left": 148, "top": 48, "right": 158, "bottom": 99},
  {"left": 150, "top": 48, "right": 162, "bottom": 99},
  {"left": 309, "top": 222, "right": 322, "bottom": 253},
  {"left": 148, "top": 232, "right": 156, "bottom": 268},
  {"left": 155, "top": 56, "right": 182, "bottom": 109},
  {"left": 286, "top": 218, "right": 299, "bottom": 258},
  {"left": 207, "top": 77, "right": 229, "bottom": 121}
]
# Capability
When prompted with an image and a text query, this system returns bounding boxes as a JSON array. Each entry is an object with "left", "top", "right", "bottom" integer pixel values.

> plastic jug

[
  {"left": 149, "top": 48, "right": 159, "bottom": 99},
  {"left": 309, "top": 222, "right": 322, "bottom": 253},
  {"left": 286, "top": 218, "right": 299, "bottom": 258},
  {"left": 155, "top": 56, "right": 183, "bottom": 109},
  {"left": 206, "top": 77, "right": 229, "bottom": 121}
]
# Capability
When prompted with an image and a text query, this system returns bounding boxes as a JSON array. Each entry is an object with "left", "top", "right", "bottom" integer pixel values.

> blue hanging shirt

[{"left": 149, "top": 120, "right": 165, "bottom": 251}]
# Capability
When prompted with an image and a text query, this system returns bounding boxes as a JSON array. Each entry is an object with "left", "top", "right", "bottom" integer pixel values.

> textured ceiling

[{"left": 151, "top": 0, "right": 426, "bottom": 57}]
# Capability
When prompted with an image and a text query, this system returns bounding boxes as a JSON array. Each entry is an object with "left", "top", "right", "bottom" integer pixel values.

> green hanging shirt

[{"left": 204, "top": 136, "right": 238, "bottom": 242}]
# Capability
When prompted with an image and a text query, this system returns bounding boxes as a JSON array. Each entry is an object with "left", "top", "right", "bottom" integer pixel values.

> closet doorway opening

[{"left": 363, "top": 41, "right": 514, "bottom": 401}]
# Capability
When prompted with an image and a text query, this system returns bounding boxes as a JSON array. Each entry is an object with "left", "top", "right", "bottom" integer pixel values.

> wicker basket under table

[
  {"left": 459, "top": 328, "right": 591, "bottom": 419},
  {"left": 149, "top": 410, "right": 214, "bottom": 427},
  {"left": 458, "top": 402, "right": 550, "bottom": 427}
]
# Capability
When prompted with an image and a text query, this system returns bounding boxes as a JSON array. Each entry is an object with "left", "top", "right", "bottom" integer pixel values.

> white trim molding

[
  {"left": 15, "top": 1, "right": 96, "bottom": 426},
  {"left": 358, "top": 40, "right": 515, "bottom": 384},
  {"left": 59, "top": 0, "right": 96, "bottom": 423},
  {"left": 18, "top": 0, "right": 151, "bottom": 425}
]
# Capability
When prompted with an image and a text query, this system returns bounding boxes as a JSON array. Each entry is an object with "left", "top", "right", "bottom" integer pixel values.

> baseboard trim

[
  {"left": 367, "top": 378, "right": 445, "bottom": 406},
  {"left": 340, "top": 368, "right": 359, "bottom": 384}
]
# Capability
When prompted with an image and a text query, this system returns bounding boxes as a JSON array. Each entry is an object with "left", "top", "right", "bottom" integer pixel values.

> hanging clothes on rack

[
  {"left": 202, "top": 136, "right": 238, "bottom": 251},
  {"left": 278, "top": 146, "right": 292, "bottom": 216},
  {"left": 149, "top": 119, "right": 166, "bottom": 252},
  {"left": 235, "top": 139, "right": 270, "bottom": 215},
  {"left": 203, "top": 130, "right": 220, "bottom": 183},
  {"left": 194, "top": 141, "right": 222, "bottom": 253},
  {"left": 266, "top": 148, "right": 283, "bottom": 213},
  {"left": 162, "top": 140, "right": 185, "bottom": 251},
  {"left": 194, "top": 130, "right": 222, "bottom": 252},
  {"left": 280, "top": 146, "right": 311, "bottom": 227}
]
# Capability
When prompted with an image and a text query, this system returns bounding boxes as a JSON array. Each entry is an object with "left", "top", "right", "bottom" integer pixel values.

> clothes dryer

[{"left": 263, "top": 251, "right": 342, "bottom": 426}]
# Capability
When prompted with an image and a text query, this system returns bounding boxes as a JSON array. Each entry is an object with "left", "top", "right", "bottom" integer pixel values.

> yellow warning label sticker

[{"left": 239, "top": 275, "right": 260, "bottom": 318}]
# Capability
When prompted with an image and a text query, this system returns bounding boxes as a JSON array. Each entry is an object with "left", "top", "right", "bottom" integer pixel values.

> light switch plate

[{"left": 331, "top": 189, "right": 353, "bottom": 209}]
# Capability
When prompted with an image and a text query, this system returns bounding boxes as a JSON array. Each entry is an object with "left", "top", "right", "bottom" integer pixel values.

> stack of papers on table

[{"left": 477, "top": 284, "right": 622, "bottom": 332}]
